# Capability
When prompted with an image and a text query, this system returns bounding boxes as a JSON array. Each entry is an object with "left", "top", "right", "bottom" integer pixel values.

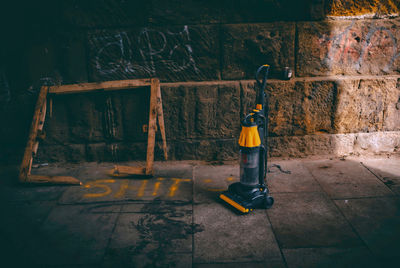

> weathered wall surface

[{"left": 1, "top": 0, "right": 399, "bottom": 164}]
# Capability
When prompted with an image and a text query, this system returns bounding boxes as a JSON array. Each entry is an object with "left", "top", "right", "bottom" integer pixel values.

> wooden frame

[{"left": 19, "top": 78, "right": 167, "bottom": 185}]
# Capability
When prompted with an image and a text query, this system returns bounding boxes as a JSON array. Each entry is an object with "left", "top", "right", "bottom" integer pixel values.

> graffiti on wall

[
  {"left": 90, "top": 25, "right": 200, "bottom": 79},
  {"left": 313, "top": 21, "right": 400, "bottom": 73}
]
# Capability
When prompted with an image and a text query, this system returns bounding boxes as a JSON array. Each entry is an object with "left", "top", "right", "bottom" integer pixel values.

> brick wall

[{"left": 1, "top": 0, "right": 399, "bottom": 163}]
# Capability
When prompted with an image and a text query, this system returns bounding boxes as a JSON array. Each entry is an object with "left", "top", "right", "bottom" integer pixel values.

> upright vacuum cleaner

[{"left": 220, "top": 64, "right": 274, "bottom": 213}]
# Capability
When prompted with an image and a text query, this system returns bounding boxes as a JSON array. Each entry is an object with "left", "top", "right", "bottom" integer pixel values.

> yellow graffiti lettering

[
  {"left": 168, "top": 178, "right": 191, "bottom": 197},
  {"left": 83, "top": 179, "right": 115, "bottom": 198},
  {"left": 137, "top": 180, "right": 148, "bottom": 197},
  {"left": 201, "top": 177, "right": 227, "bottom": 191},
  {"left": 206, "top": 188, "right": 226, "bottom": 192},
  {"left": 114, "top": 181, "right": 136, "bottom": 198},
  {"left": 152, "top": 177, "right": 164, "bottom": 196},
  {"left": 226, "top": 177, "right": 235, "bottom": 182}
]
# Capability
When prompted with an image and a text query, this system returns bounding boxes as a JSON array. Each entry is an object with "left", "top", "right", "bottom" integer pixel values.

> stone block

[
  {"left": 87, "top": 25, "right": 220, "bottom": 82},
  {"left": 220, "top": 0, "right": 326, "bottom": 23},
  {"left": 26, "top": 40, "right": 60, "bottom": 87},
  {"left": 325, "top": 0, "right": 400, "bottom": 17},
  {"left": 64, "top": 144, "right": 87, "bottom": 163},
  {"left": 354, "top": 131, "right": 400, "bottom": 154},
  {"left": 242, "top": 81, "right": 298, "bottom": 136},
  {"left": 297, "top": 19, "right": 400, "bottom": 76},
  {"left": 85, "top": 142, "right": 149, "bottom": 162},
  {"left": 308, "top": 0, "right": 327, "bottom": 20},
  {"left": 268, "top": 131, "right": 400, "bottom": 158},
  {"left": 42, "top": 95, "right": 70, "bottom": 145},
  {"left": 168, "top": 139, "right": 237, "bottom": 161},
  {"left": 60, "top": 0, "right": 151, "bottom": 28},
  {"left": 334, "top": 78, "right": 396, "bottom": 133},
  {"left": 58, "top": 33, "right": 88, "bottom": 84},
  {"left": 384, "top": 78, "right": 400, "bottom": 131},
  {"left": 118, "top": 88, "right": 149, "bottom": 142},
  {"left": 121, "top": 142, "right": 149, "bottom": 161},
  {"left": 241, "top": 80, "right": 336, "bottom": 136},
  {"left": 85, "top": 143, "right": 109, "bottom": 162},
  {"left": 162, "top": 85, "right": 197, "bottom": 140},
  {"left": 163, "top": 82, "right": 240, "bottom": 140},
  {"left": 36, "top": 144, "right": 67, "bottom": 163},
  {"left": 268, "top": 134, "right": 335, "bottom": 158},
  {"left": 36, "top": 143, "right": 86, "bottom": 163},
  {"left": 64, "top": 93, "right": 105, "bottom": 143},
  {"left": 222, "top": 23, "right": 295, "bottom": 80},
  {"left": 297, "top": 80, "right": 337, "bottom": 134},
  {"left": 149, "top": 0, "right": 220, "bottom": 25},
  {"left": 195, "top": 83, "right": 241, "bottom": 138}
]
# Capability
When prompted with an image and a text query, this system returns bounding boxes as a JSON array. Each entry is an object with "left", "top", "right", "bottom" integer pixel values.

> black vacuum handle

[
  {"left": 255, "top": 64, "right": 270, "bottom": 107},
  {"left": 255, "top": 65, "right": 270, "bottom": 184}
]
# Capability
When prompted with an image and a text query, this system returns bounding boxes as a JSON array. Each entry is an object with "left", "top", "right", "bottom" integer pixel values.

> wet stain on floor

[{"left": 105, "top": 200, "right": 203, "bottom": 267}]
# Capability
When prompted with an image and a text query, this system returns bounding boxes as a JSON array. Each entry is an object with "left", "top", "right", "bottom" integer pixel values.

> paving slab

[
  {"left": 193, "top": 164, "right": 239, "bottom": 204},
  {"left": 193, "top": 202, "right": 282, "bottom": 263},
  {"left": 103, "top": 252, "right": 193, "bottom": 268},
  {"left": 356, "top": 156, "right": 400, "bottom": 195},
  {"left": 267, "top": 160, "right": 323, "bottom": 193},
  {"left": 46, "top": 265, "right": 99, "bottom": 268},
  {"left": 267, "top": 192, "right": 362, "bottom": 248},
  {"left": 194, "top": 260, "right": 285, "bottom": 268},
  {"left": 0, "top": 201, "right": 56, "bottom": 266},
  {"left": 153, "top": 161, "right": 194, "bottom": 178},
  {"left": 283, "top": 247, "right": 378, "bottom": 268},
  {"left": 0, "top": 165, "right": 68, "bottom": 203},
  {"left": 32, "top": 204, "right": 120, "bottom": 266},
  {"left": 0, "top": 184, "right": 67, "bottom": 203},
  {"left": 59, "top": 162, "right": 193, "bottom": 204},
  {"left": 104, "top": 202, "right": 194, "bottom": 267},
  {"left": 335, "top": 197, "right": 400, "bottom": 259},
  {"left": 303, "top": 159, "right": 393, "bottom": 199}
]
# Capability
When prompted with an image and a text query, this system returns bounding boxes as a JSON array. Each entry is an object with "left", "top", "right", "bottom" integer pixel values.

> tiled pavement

[{"left": 0, "top": 155, "right": 399, "bottom": 267}]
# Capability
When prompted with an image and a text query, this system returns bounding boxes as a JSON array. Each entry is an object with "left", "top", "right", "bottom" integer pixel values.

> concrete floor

[{"left": 0, "top": 155, "right": 399, "bottom": 267}]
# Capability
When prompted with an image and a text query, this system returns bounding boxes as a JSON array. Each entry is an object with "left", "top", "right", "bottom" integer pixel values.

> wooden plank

[
  {"left": 32, "top": 101, "right": 47, "bottom": 157},
  {"left": 107, "top": 166, "right": 146, "bottom": 177},
  {"left": 49, "top": 79, "right": 152, "bottom": 95},
  {"left": 145, "top": 78, "right": 158, "bottom": 176},
  {"left": 156, "top": 82, "right": 168, "bottom": 160},
  {"left": 27, "top": 175, "right": 82, "bottom": 185},
  {"left": 19, "top": 86, "right": 48, "bottom": 183}
]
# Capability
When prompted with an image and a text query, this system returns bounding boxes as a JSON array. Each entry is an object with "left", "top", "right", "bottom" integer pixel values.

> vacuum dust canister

[{"left": 238, "top": 119, "right": 261, "bottom": 187}]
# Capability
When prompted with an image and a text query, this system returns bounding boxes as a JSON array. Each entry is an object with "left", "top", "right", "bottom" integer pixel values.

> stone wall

[{"left": 1, "top": 0, "right": 399, "bottom": 163}]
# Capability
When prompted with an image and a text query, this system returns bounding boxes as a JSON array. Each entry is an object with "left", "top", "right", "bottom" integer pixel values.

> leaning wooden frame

[{"left": 19, "top": 78, "right": 168, "bottom": 185}]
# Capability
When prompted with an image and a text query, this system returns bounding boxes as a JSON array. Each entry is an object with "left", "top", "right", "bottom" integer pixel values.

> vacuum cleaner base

[{"left": 220, "top": 182, "right": 274, "bottom": 213}]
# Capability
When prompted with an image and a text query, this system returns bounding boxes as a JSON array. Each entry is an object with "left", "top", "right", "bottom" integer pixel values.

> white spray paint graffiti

[{"left": 92, "top": 26, "right": 200, "bottom": 78}]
